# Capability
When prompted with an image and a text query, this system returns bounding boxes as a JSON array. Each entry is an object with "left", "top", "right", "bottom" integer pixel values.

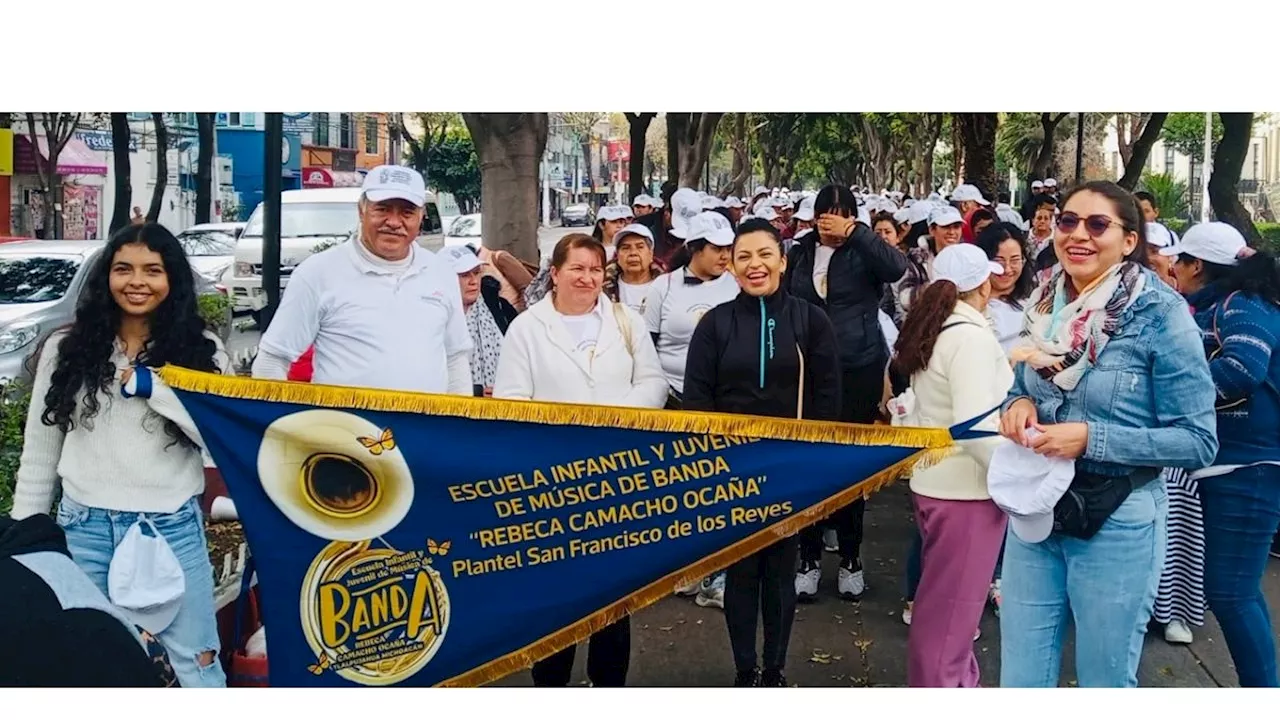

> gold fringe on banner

[
  {"left": 438, "top": 444, "right": 954, "bottom": 687},
  {"left": 157, "top": 366, "right": 954, "bottom": 449}
]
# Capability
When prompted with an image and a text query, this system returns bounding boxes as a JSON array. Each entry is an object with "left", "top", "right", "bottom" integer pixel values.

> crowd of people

[{"left": 5, "top": 159, "right": 1280, "bottom": 690}]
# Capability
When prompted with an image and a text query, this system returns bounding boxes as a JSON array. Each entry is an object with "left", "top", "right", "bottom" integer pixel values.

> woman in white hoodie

[
  {"left": 888, "top": 243, "right": 1013, "bottom": 688},
  {"left": 493, "top": 232, "right": 666, "bottom": 687}
]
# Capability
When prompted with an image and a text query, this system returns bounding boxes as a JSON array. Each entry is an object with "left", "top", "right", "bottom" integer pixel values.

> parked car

[
  {"left": 443, "top": 214, "right": 481, "bottom": 249},
  {"left": 562, "top": 203, "right": 594, "bottom": 227},
  {"left": 229, "top": 188, "right": 452, "bottom": 324},
  {"left": 177, "top": 223, "right": 241, "bottom": 291}
]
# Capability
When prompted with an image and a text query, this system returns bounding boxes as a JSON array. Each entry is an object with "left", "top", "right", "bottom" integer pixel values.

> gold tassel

[
  {"left": 438, "top": 446, "right": 948, "bottom": 687},
  {"left": 158, "top": 366, "right": 954, "bottom": 449}
]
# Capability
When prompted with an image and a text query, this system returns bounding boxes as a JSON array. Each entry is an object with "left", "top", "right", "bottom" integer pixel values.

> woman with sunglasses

[
  {"left": 997, "top": 181, "right": 1217, "bottom": 688},
  {"left": 1164, "top": 222, "right": 1280, "bottom": 687}
]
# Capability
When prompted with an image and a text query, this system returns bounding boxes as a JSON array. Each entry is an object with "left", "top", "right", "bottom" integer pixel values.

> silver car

[
  {"left": 178, "top": 223, "right": 243, "bottom": 290},
  {"left": 0, "top": 240, "right": 216, "bottom": 385}
]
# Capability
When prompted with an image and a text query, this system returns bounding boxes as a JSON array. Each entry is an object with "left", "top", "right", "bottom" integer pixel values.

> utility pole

[
  {"left": 1074, "top": 112, "right": 1085, "bottom": 186},
  {"left": 1201, "top": 112, "right": 1213, "bottom": 222},
  {"left": 262, "top": 113, "right": 283, "bottom": 330}
]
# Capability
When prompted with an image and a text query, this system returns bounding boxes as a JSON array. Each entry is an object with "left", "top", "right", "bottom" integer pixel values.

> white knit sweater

[{"left": 9, "top": 330, "right": 230, "bottom": 519}]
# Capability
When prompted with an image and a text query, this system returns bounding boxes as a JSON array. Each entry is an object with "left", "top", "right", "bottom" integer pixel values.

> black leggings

[
  {"left": 724, "top": 536, "right": 800, "bottom": 674},
  {"left": 798, "top": 362, "right": 883, "bottom": 565},
  {"left": 530, "top": 616, "right": 630, "bottom": 687}
]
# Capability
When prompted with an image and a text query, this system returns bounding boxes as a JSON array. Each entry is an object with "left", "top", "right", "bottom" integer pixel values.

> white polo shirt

[
  {"left": 643, "top": 269, "right": 739, "bottom": 393},
  {"left": 258, "top": 239, "right": 472, "bottom": 393}
]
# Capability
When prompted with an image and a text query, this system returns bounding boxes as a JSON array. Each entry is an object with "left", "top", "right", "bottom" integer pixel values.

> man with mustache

[{"left": 252, "top": 165, "right": 473, "bottom": 394}]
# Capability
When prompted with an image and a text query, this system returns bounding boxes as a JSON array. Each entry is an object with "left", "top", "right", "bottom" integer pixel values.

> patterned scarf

[
  {"left": 466, "top": 300, "right": 504, "bottom": 388},
  {"left": 1012, "top": 261, "right": 1145, "bottom": 391}
]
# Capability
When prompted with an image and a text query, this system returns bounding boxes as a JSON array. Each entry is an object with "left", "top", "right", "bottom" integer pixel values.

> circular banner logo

[{"left": 300, "top": 540, "right": 451, "bottom": 686}]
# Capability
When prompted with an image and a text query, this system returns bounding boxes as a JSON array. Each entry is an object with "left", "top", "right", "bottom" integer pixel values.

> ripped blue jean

[
  {"left": 999, "top": 480, "right": 1167, "bottom": 687},
  {"left": 57, "top": 494, "right": 227, "bottom": 688}
]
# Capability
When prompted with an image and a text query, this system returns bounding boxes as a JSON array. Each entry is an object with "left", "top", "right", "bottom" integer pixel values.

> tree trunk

[
  {"left": 727, "top": 113, "right": 750, "bottom": 197},
  {"left": 1032, "top": 113, "right": 1068, "bottom": 181},
  {"left": 666, "top": 113, "right": 687, "bottom": 185},
  {"left": 26, "top": 112, "right": 81, "bottom": 238},
  {"left": 624, "top": 113, "right": 655, "bottom": 201},
  {"left": 675, "top": 113, "right": 722, "bottom": 189},
  {"left": 1117, "top": 112, "right": 1168, "bottom": 190},
  {"left": 108, "top": 113, "right": 133, "bottom": 234},
  {"left": 951, "top": 118, "right": 964, "bottom": 186},
  {"left": 955, "top": 113, "right": 999, "bottom": 199},
  {"left": 578, "top": 138, "right": 595, "bottom": 197},
  {"left": 1208, "top": 113, "right": 1260, "bottom": 243},
  {"left": 195, "top": 113, "right": 215, "bottom": 225},
  {"left": 921, "top": 114, "right": 942, "bottom": 196},
  {"left": 147, "top": 113, "right": 168, "bottom": 223},
  {"left": 462, "top": 113, "right": 548, "bottom": 264}
]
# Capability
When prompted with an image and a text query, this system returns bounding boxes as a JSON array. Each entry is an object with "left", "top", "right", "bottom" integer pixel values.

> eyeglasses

[
  {"left": 995, "top": 256, "right": 1024, "bottom": 269},
  {"left": 1055, "top": 212, "right": 1126, "bottom": 238}
]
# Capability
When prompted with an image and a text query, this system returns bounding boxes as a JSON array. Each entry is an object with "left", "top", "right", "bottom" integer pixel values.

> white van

[{"left": 229, "top": 187, "right": 451, "bottom": 322}]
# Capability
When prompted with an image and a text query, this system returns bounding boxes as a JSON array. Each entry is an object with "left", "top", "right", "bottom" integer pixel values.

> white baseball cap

[
  {"left": 1044, "top": 178, "right": 1058, "bottom": 188},
  {"left": 598, "top": 205, "right": 634, "bottom": 222},
  {"left": 701, "top": 195, "right": 726, "bottom": 210},
  {"left": 687, "top": 211, "right": 735, "bottom": 247},
  {"left": 755, "top": 206, "right": 779, "bottom": 222},
  {"left": 632, "top": 194, "right": 654, "bottom": 207},
  {"left": 107, "top": 518, "right": 187, "bottom": 635},
  {"left": 950, "top": 184, "right": 990, "bottom": 206},
  {"left": 1145, "top": 222, "right": 1175, "bottom": 250},
  {"left": 724, "top": 196, "right": 746, "bottom": 209},
  {"left": 987, "top": 433, "right": 1076, "bottom": 543},
  {"left": 905, "top": 201, "right": 935, "bottom": 225},
  {"left": 440, "top": 245, "right": 482, "bottom": 274},
  {"left": 1160, "top": 221, "right": 1252, "bottom": 266},
  {"left": 615, "top": 223, "right": 655, "bottom": 248},
  {"left": 670, "top": 188, "right": 702, "bottom": 239},
  {"left": 933, "top": 243, "right": 1004, "bottom": 292},
  {"left": 362, "top": 165, "right": 427, "bottom": 207},
  {"left": 929, "top": 205, "right": 964, "bottom": 227},
  {"left": 856, "top": 204, "right": 872, "bottom": 227},
  {"left": 770, "top": 196, "right": 793, "bottom": 210},
  {"left": 893, "top": 207, "right": 913, "bottom": 225},
  {"left": 651, "top": 197, "right": 664, "bottom": 209},
  {"left": 903, "top": 198, "right": 917, "bottom": 208},
  {"left": 794, "top": 195, "right": 816, "bottom": 222},
  {"left": 752, "top": 185, "right": 770, "bottom": 197}
]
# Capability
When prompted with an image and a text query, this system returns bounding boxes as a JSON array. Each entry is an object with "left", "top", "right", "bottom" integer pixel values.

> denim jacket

[{"left": 1004, "top": 271, "right": 1219, "bottom": 477}]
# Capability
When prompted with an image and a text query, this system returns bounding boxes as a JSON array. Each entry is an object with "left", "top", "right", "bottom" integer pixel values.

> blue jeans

[
  {"left": 57, "top": 494, "right": 227, "bottom": 688},
  {"left": 999, "top": 480, "right": 1167, "bottom": 687},
  {"left": 1199, "top": 464, "right": 1280, "bottom": 687}
]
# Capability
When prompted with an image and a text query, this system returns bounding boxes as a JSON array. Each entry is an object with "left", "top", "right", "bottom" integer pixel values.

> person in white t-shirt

[
  {"left": 604, "top": 223, "right": 663, "bottom": 314},
  {"left": 251, "top": 165, "right": 473, "bottom": 395}
]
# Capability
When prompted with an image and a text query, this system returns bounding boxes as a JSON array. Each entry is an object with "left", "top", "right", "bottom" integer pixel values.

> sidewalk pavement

[{"left": 492, "top": 481, "right": 1279, "bottom": 687}]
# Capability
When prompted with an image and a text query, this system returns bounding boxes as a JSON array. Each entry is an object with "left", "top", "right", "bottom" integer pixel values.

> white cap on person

[
  {"left": 1044, "top": 178, "right": 1058, "bottom": 189},
  {"left": 755, "top": 206, "right": 779, "bottom": 222},
  {"left": 616, "top": 223, "right": 655, "bottom": 248},
  {"left": 987, "top": 433, "right": 1076, "bottom": 543},
  {"left": 929, "top": 204, "right": 964, "bottom": 227},
  {"left": 950, "top": 183, "right": 990, "bottom": 206},
  {"left": 598, "top": 205, "right": 633, "bottom": 222},
  {"left": 933, "top": 243, "right": 1005, "bottom": 292},
  {"left": 362, "top": 165, "right": 427, "bottom": 207},
  {"left": 440, "top": 245, "right": 482, "bottom": 274},
  {"left": 687, "top": 211, "right": 735, "bottom": 247},
  {"left": 1160, "top": 221, "right": 1253, "bottom": 266},
  {"left": 893, "top": 207, "right": 913, "bottom": 225},
  {"left": 1145, "top": 222, "right": 1175, "bottom": 250},
  {"left": 724, "top": 196, "right": 746, "bottom": 209},
  {"left": 632, "top": 194, "right": 654, "bottom": 208},
  {"left": 906, "top": 201, "right": 935, "bottom": 225},
  {"left": 794, "top": 195, "right": 816, "bottom": 222},
  {"left": 1031, "top": 180, "right": 1045, "bottom": 191},
  {"left": 770, "top": 195, "right": 793, "bottom": 210},
  {"left": 670, "top": 188, "right": 702, "bottom": 239}
]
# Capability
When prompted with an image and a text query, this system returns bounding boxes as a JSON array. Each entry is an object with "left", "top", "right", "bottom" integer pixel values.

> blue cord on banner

[
  {"left": 228, "top": 553, "right": 256, "bottom": 660},
  {"left": 134, "top": 365, "right": 153, "bottom": 399},
  {"left": 948, "top": 406, "right": 1002, "bottom": 441}
]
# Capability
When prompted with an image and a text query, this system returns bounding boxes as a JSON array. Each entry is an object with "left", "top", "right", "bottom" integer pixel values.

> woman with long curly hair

[{"left": 10, "top": 223, "right": 232, "bottom": 687}]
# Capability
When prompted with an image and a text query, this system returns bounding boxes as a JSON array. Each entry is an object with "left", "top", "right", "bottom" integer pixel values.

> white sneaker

[
  {"left": 837, "top": 565, "right": 866, "bottom": 600},
  {"left": 695, "top": 573, "right": 725, "bottom": 609},
  {"left": 1164, "top": 619, "right": 1194, "bottom": 644},
  {"left": 822, "top": 528, "right": 839, "bottom": 553},
  {"left": 795, "top": 565, "right": 820, "bottom": 600},
  {"left": 901, "top": 601, "right": 913, "bottom": 626},
  {"left": 675, "top": 578, "right": 701, "bottom": 597}
]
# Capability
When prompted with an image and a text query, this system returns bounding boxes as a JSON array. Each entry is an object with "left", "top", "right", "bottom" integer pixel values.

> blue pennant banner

[{"left": 156, "top": 367, "right": 959, "bottom": 687}]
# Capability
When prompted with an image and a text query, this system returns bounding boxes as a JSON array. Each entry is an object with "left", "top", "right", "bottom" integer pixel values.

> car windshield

[
  {"left": 448, "top": 217, "right": 480, "bottom": 237},
  {"left": 0, "top": 256, "right": 81, "bottom": 303},
  {"left": 179, "top": 231, "right": 238, "bottom": 256},
  {"left": 242, "top": 202, "right": 359, "bottom": 238},
  {"left": 566, "top": 205, "right": 588, "bottom": 213}
]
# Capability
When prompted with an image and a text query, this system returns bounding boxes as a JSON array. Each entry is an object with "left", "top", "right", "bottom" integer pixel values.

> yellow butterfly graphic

[
  {"left": 427, "top": 539, "right": 451, "bottom": 556},
  {"left": 357, "top": 427, "right": 396, "bottom": 455},
  {"left": 307, "top": 653, "right": 331, "bottom": 675}
]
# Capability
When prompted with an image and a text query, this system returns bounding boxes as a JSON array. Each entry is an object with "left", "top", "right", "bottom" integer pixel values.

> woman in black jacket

[
  {"left": 683, "top": 219, "right": 842, "bottom": 687},
  {"left": 785, "top": 185, "right": 909, "bottom": 602}
]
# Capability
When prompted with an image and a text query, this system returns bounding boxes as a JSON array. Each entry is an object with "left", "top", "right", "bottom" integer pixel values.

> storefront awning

[{"left": 14, "top": 134, "right": 108, "bottom": 176}]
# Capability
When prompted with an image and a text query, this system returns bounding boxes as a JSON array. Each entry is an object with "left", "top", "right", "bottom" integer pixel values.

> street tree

[
  {"left": 462, "top": 113, "right": 548, "bottom": 265},
  {"left": 1138, "top": 172, "right": 1189, "bottom": 220},
  {"left": 624, "top": 113, "right": 656, "bottom": 201},
  {"left": 195, "top": 113, "right": 215, "bottom": 225},
  {"left": 667, "top": 113, "right": 723, "bottom": 189},
  {"left": 146, "top": 113, "right": 168, "bottom": 223},
  {"left": 24, "top": 112, "right": 82, "bottom": 237},
  {"left": 1209, "top": 113, "right": 1260, "bottom": 242},
  {"left": 398, "top": 112, "right": 461, "bottom": 167},
  {"left": 954, "top": 113, "right": 999, "bottom": 198},
  {"left": 560, "top": 112, "right": 605, "bottom": 195},
  {"left": 644, "top": 117, "right": 667, "bottom": 189},
  {"left": 418, "top": 132, "right": 481, "bottom": 214},
  {"left": 1161, "top": 112, "right": 1223, "bottom": 163},
  {"left": 753, "top": 114, "right": 807, "bottom": 188},
  {"left": 724, "top": 113, "right": 750, "bottom": 197},
  {"left": 108, "top": 113, "right": 133, "bottom": 234},
  {"left": 1117, "top": 113, "right": 1168, "bottom": 190}
]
